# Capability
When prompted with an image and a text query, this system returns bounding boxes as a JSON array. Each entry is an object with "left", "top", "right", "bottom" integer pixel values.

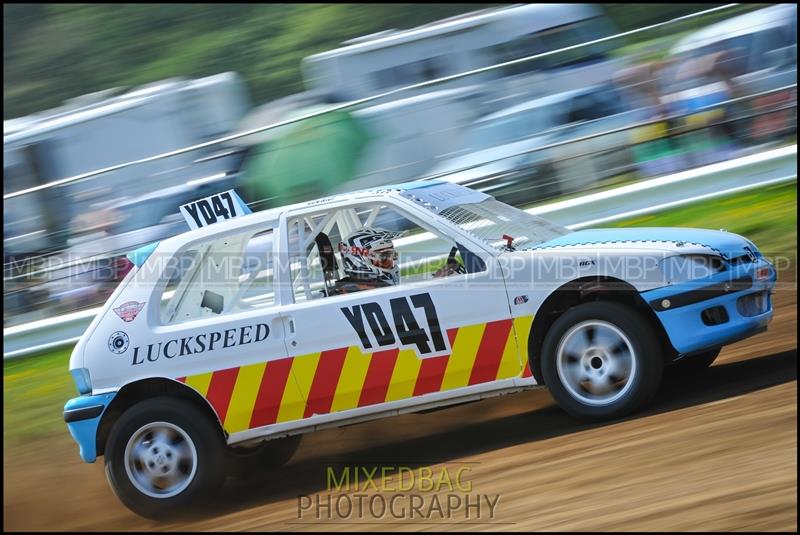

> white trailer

[
  {"left": 3, "top": 72, "right": 250, "bottom": 255},
  {"left": 302, "top": 4, "right": 624, "bottom": 104}
]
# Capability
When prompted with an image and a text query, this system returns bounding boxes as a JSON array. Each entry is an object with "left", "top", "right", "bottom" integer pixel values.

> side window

[
  {"left": 159, "top": 226, "right": 277, "bottom": 325},
  {"left": 752, "top": 28, "right": 792, "bottom": 71},
  {"left": 419, "top": 57, "right": 445, "bottom": 81},
  {"left": 160, "top": 247, "right": 202, "bottom": 323},
  {"left": 566, "top": 89, "right": 621, "bottom": 124},
  {"left": 492, "top": 33, "right": 547, "bottom": 76},
  {"left": 372, "top": 57, "right": 450, "bottom": 91},
  {"left": 287, "top": 203, "right": 486, "bottom": 302},
  {"left": 287, "top": 214, "right": 331, "bottom": 304},
  {"left": 534, "top": 21, "right": 594, "bottom": 68},
  {"left": 373, "top": 66, "right": 397, "bottom": 91}
]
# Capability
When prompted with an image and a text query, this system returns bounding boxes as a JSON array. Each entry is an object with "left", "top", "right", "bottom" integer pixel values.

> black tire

[
  {"left": 227, "top": 434, "right": 302, "bottom": 481},
  {"left": 667, "top": 348, "right": 721, "bottom": 376},
  {"left": 541, "top": 301, "right": 663, "bottom": 420},
  {"left": 104, "top": 397, "right": 226, "bottom": 520}
]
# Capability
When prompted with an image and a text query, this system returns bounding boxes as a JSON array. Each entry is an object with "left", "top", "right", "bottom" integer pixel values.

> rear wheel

[
  {"left": 541, "top": 302, "right": 663, "bottom": 420},
  {"left": 104, "top": 397, "right": 226, "bottom": 520}
]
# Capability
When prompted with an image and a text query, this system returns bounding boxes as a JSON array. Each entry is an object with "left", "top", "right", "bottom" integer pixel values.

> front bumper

[
  {"left": 63, "top": 392, "right": 116, "bottom": 463},
  {"left": 643, "top": 258, "right": 777, "bottom": 356}
]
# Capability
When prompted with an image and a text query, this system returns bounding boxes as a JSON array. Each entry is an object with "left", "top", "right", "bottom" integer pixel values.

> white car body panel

[{"left": 69, "top": 180, "right": 773, "bottom": 450}]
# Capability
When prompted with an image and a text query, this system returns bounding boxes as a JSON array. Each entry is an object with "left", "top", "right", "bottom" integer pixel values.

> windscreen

[{"left": 439, "top": 198, "right": 571, "bottom": 251}]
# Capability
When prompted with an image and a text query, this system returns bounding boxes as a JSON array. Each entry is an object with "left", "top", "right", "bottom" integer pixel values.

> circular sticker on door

[{"left": 108, "top": 331, "right": 130, "bottom": 354}]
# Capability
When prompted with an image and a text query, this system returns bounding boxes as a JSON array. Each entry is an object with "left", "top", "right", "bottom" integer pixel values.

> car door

[
  {"left": 137, "top": 224, "right": 305, "bottom": 437},
  {"left": 276, "top": 199, "right": 521, "bottom": 422}
]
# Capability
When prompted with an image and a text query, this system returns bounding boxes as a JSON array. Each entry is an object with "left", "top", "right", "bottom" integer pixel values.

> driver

[
  {"left": 334, "top": 227, "right": 403, "bottom": 294},
  {"left": 433, "top": 246, "right": 468, "bottom": 278}
]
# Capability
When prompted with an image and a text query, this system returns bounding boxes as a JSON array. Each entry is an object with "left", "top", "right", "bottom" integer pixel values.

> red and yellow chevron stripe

[{"left": 178, "top": 315, "right": 534, "bottom": 434}]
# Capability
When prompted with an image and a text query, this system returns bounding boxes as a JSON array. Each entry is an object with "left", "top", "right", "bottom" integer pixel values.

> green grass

[
  {"left": 606, "top": 182, "right": 797, "bottom": 258},
  {"left": 3, "top": 346, "right": 77, "bottom": 447},
  {"left": 3, "top": 182, "right": 796, "bottom": 447}
]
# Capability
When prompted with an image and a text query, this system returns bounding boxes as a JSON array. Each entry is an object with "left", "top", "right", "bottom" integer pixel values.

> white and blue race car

[{"left": 63, "top": 181, "right": 776, "bottom": 518}]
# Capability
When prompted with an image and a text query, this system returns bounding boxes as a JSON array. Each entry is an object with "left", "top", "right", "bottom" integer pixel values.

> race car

[{"left": 63, "top": 181, "right": 777, "bottom": 518}]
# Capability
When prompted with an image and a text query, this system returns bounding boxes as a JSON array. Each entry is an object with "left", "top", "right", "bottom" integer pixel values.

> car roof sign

[{"left": 179, "top": 189, "right": 252, "bottom": 230}]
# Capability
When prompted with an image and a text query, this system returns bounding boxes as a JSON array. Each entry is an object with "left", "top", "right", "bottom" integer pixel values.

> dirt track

[{"left": 4, "top": 290, "right": 796, "bottom": 532}]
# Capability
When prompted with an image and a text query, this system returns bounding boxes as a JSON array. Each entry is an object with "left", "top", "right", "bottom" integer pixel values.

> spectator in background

[
  {"left": 675, "top": 48, "right": 743, "bottom": 166},
  {"left": 614, "top": 58, "right": 686, "bottom": 177}
]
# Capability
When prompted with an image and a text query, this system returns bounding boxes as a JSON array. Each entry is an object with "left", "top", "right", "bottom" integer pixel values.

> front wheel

[
  {"left": 104, "top": 397, "right": 226, "bottom": 520},
  {"left": 541, "top": 302, "right": 663, "bottom": 420}
]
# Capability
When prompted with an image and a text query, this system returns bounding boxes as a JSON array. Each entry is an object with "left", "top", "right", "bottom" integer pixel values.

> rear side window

[{"left": 158, "top": 226, "right": 277, "bottom": 325}]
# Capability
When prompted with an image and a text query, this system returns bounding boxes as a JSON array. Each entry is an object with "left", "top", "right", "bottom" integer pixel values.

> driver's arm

[{"left": 432, "top": 246, "right": 466, "bottom": 278}]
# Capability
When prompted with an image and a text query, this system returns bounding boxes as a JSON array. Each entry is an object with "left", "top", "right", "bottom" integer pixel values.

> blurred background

[{"left": 3, "top": 2, "right": 797, "bottom": 334}]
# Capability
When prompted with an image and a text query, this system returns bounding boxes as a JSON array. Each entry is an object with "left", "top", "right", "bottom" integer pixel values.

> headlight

[
  {"left": 70, "top": 368, "right": 92, "bottom": 395},
  {"left": 660, "top": 254, "right": 725, "bottom": 284}
]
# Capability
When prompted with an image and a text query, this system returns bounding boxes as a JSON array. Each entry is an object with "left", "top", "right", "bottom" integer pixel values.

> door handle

[
  {"left": 271, "top": 316, "right": 296, "bottom": 340},
  {"left": 285, "top": 317, "right": 297, "bottom": 348}
]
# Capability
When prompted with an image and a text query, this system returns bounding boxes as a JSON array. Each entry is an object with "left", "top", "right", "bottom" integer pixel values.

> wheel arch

[
  {"left": 526, "top": 276, "right": 675, "bottom": 384},
  {"left": 96, "top": 377, "right": 225, "bottom": 459}
]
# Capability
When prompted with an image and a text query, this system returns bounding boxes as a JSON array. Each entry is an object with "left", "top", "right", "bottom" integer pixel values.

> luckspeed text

[{"left": 297, "top": 465, "right": 501, "bottom": 522}]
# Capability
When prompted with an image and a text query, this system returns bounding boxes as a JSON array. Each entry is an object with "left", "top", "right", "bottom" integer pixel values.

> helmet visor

[{"left": 369, "top": 248, "right": 398, "bottom": 270}]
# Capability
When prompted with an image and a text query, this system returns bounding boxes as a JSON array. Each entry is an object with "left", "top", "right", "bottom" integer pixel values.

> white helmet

[{"left": 338, "top": 227, "right": 403, "bottom": 285}]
